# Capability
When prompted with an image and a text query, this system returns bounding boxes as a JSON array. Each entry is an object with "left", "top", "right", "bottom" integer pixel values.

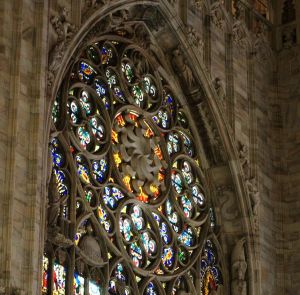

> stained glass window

[{"left": 44, "top": 28, "right": 223, "bottom": 295}]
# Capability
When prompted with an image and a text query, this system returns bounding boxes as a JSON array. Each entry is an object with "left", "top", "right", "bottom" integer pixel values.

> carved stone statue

[
  {"left": 48, "top": 7, "right": 76, "bottom": 87},
  {"left": 245, "top": 178, "right": 260, "bottom": 216},
  {"left": 172, "top": 47, "right": 195, "bottom": 91},
  {"left": 187, "top": 25, "right": 204, "bottom": 54},
  {"left": 50, "top": 7, "right": 76, "bottom": 46},
  {"left": 231, "top": 238, "right": 247, "bottom": 295},
  {"left": 213, "top": 77, "right": 226, "bottom": 101},
  {"left": 238, "top": 142, "right": 250, "bottom": 179}
]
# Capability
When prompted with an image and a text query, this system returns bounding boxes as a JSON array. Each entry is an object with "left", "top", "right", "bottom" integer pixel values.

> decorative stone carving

[
  {"left": 245, "top": 178, "right": 260, "bottom": 217},
  {"left": 108, "top": 9, "right": 129, "bottom": 28},
  {"left": 82, "top": 9, "right": 130, "bottom": 47},
  {"left": 198, "top": 102, "right": 227, "bottom": 165},
  {"left": 213, "top": 77, "right": 226, "bottom": 102},
  {"left": 134, "top": 24, "right": 151, "bottom": 49},
  {"left": 172, "top": 46, "right": 196, "bottom": 91},
  {"left": 210, "top": 1, "right": 225, "bottom": 30},
  {"left": 238, "top": 141, "right": 250, "bottom": 179},
  {"left": 231, "top": 238, "right": 247, "bottom": 295},
  {"left": 233, "top": 0, "right": 246, "bottom": 21},
  {"left": 232, "top": 21, "right": 247, "bottom": 50},
  {"left": 48, "top": 7, "right": 77, "bottom": 88},
  {"left": 187, "top": 25, "right": 203, "bottom": 49},
  {"left": 216, "top": 185, "right": 239, "bottom": 222}
]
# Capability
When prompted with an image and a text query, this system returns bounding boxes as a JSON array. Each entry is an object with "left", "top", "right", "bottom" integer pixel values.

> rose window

[{"left": 44, "top": 31, "right": 223, "bottom": 295}]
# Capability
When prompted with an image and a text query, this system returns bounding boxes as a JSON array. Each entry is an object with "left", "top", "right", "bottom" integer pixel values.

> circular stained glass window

[{"left": 44, "top": 34, "right": 222, "bottom": 295}]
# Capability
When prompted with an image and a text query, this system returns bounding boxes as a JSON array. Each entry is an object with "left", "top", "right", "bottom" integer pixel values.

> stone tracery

[{"left": 43, "top": 16, "right": 225, "bottom": 294}]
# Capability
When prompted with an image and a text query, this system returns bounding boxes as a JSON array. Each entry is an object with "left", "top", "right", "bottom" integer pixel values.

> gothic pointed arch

[{"left": 42, "top": 1, "right": 258, "bottom": 294}]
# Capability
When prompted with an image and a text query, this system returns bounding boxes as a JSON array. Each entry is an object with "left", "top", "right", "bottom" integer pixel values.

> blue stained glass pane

[
  {"left": 95, "top": 80, "right": 110, "bottom": 110},
  {"left": 178, "top": 227, "right": 195, "bottom": 247},
  {"left": 162, "top": 247, "right": 175, "bottom": 269},
  {"left": 171, "top": 172, "right": 183, "bottom": 194},
  {"left": 50, "top": 138, "right": 64, "bottom": 168},
  {"left": 161, "top": 222, "right": 171, "bottom": 244},
  {"left": 92, "top": 159, "right": 108, "bottom": 184},
  {"left": 74, "top": 272, "right": 85, "bottom": 295},
  {"left": 146, "top": 282, "right": 158, "bottom": 295},
  {"left": 98, "top": 204, "right": 112, "bottom": 233},
  {"left": 101, "top": 46, "right": 113, "bottom": 65},
  {"left": 53, "top": 168, "right": 69, "bottom": 197},
  {"left": 103, "top": 187, "right": 116, "bottom": 209},
  {"left": 206, "top": 249, "right": 215, "bottom": 265},
  {"left": 78, "top": 61, "right": 96, "bottom": 83},
  {"left": 115, "top": 263, "right": 126, "bottom": 282},
  {"left": 76, "top": 155, "right": 91, "bottom": 184}
]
